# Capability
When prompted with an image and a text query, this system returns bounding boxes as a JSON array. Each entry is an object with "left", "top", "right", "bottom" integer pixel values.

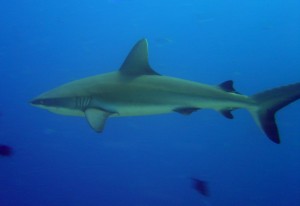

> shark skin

[{"left": 30, "top": 39, "right": 300, "bottom": 144}]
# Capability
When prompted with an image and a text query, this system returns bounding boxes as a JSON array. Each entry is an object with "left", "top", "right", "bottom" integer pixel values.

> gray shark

[{"left": 30, "top": 39, "right": 300, "bottom": 144}]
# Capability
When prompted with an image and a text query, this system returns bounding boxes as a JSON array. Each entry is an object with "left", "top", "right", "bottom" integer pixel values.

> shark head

[
  {"left": 30, "top": 84, "right": 91, "bottom": 117},
  {"left": 30, "top": 97, "right": 63, "bottom": 107},
  {"left": 30, "top": 96, "right": 85, "bottom": 116}
]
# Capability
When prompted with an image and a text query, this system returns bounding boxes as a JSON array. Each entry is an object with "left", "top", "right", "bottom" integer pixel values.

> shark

[{"left": 30, "top": 39, "right": 300, "bottom": 144}]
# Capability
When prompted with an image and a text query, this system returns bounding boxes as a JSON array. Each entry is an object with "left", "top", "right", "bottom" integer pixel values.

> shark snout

[
  {"left": 30, "top": 98, "right": 43, "bottom": 106},
  {"left": 30, "top": 97, "right": 72, "bottom": 108}
]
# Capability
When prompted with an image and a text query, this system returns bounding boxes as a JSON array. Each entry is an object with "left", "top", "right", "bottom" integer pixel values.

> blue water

[{"left": 1, "top": 0, "right": 300, "bottom": 205}]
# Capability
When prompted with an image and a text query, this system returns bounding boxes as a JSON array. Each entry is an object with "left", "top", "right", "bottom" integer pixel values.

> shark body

[{"left": 31, "top": 39, "right": 300, "bottom": 144}]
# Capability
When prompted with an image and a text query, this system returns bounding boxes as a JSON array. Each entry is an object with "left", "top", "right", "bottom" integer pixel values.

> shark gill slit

[{"left": 76, "top": 96, "right": 92, "bottom": 110}]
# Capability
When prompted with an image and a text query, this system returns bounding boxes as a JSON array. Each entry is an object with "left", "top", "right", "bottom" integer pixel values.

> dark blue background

[{"left": 1, "top": 0, "right": 300, "bottom": 205}]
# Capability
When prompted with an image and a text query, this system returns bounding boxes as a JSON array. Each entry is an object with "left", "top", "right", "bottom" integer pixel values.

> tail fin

[{"left": 250, "top": 83, "right": 300, "bottom": 144}]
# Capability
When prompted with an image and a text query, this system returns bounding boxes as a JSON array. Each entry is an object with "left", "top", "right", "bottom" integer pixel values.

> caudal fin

[{"left": 250, "top": 83, "right": 300, "bottom": 144}]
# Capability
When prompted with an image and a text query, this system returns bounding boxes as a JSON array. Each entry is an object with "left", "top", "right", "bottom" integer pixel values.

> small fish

[
  {"left": 191, "top": 178, "right": 210, "bottom": 197},
  {"left": 0, "top": 144, "right": 13, "bottom": 157}
]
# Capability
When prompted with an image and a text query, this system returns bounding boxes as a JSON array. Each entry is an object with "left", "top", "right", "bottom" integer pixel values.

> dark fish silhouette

[
  {"left": 0, "top": 144, "right": 13, "bottom": 157},
  {"left": 191, "top": 178, "right": 210, "bottom": 197}
]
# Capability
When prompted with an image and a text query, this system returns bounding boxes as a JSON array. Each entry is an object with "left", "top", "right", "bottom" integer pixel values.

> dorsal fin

[
  {"left": 119, "top": 39, "right": 160, "bottom": 76},
  {"left": 218, "top": 80, "right": 239, "bottom": 93}
]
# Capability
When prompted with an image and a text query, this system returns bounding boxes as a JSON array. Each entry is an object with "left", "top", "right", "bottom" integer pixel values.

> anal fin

[{"left": 220, "top": 109, "right": 234, "bottom": 119}]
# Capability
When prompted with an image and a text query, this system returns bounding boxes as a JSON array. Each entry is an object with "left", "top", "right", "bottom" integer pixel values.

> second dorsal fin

[{"left": 218, "top": 80, "right": 239, "bottom": 94}]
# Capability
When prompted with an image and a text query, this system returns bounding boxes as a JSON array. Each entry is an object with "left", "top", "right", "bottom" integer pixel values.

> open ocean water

[{"left": 0, "top": 0, "right": 300, "bottom": 205}]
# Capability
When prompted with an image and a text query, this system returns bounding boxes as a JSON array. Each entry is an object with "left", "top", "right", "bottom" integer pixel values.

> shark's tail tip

[{"left": 250, "top": 82, "right": 300, "bottom": 144}]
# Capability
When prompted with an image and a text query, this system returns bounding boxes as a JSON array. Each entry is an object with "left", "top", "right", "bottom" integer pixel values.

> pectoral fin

[{"left": 85, "top": 108, "right": 111, "bottom": 132}]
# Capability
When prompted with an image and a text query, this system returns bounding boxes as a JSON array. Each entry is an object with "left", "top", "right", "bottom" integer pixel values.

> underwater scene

[{"left": 0, "top": 0, "right": 300, "bottom": 205}]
